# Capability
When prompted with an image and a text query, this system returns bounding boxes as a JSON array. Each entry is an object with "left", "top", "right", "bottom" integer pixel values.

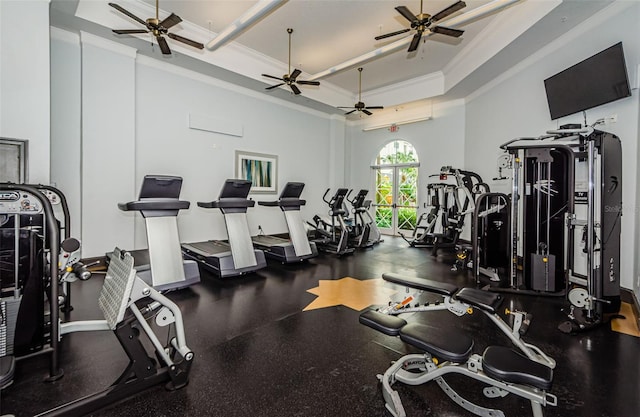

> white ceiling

[
  {"left": 139, "top": 0, "right": 501, "bottom": 91},
  {"left": 51, "top": 0, "right": 616, "bottom": 118}
]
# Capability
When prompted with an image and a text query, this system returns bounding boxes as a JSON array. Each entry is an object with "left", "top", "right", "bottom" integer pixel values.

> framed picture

[{"left": 235, "top": 150, "right": 278, "bottom": 194}]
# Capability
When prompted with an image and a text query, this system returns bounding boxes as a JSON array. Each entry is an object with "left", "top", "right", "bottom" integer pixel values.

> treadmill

[
  {"left": 116, "top": 175, "right": 200, "bottom": 291},
  {"left": 182, "top": 179, "right": 267, "bottom": 277},
  {"left": 252, "top": 182, "right": 318, "bottom": 263}
]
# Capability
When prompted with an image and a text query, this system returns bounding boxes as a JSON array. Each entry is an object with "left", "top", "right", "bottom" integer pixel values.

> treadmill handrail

[
  {"left": 198, "top": 199, "right": 255, "bottom": 209},
  {"left": 258, "top": 199, "right": 306, "bottom": 208},
  {"left": 118, "top": 199, "right": 190, "bottom": 211}
]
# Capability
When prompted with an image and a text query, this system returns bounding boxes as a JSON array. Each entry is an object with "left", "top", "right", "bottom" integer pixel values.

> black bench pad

[
  {"left": 454, "top": 287, "right": 503, "bottom": 314},
  {"left": 382, "top": 273, "right": 458, "bottom": 296},
  {"left": 399, "top": 323, "right": 474, "bottom": 363},
  {"left": 359, "top": 310, "right": 407, "bottom": 336},
  {"left": 483, "top": 346, "right": 553, "bottom": 391}
]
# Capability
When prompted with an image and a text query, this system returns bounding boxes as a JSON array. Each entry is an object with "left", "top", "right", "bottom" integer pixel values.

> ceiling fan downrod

[{"left": 287, "top": 28, "right": 293, "bottom": 80}]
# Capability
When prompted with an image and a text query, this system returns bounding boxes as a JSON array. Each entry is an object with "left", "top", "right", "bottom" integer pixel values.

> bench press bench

[
  {"left": 360, "top": 310, "right": 557, "bottom": 417},
  {"left": 378, "top": 273, "right": 555, "bottom": 369}
]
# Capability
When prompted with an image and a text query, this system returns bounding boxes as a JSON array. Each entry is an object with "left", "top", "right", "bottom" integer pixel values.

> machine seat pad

[
  {"left": 359, "top": 310, "right": 407, "bottom": 336},
  {"left": 454, "top": 288, "right": 503, "bottom": 314},
  {"left": 400, "top": 323, "right": 473, "bottom": 363},
  {"left": 382, "top": 273, "right": 458, "bottom": 296},
  {"left": 483, "top": 346, "right": 553, "bottom": 390}
]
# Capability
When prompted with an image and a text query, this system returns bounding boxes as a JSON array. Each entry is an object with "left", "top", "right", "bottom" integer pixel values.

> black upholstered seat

[
  {"left": 382, "top": 273, "right": 458, "bottom": 296},
  {"left": 399, "top": 323, "right": 474, "bottom": 363},
  {"left": 482, "top": 346, "right": 553, "bottom": 390},
  {"left": 359, "top": 310, "right": 407, "bottom": 336},
  {"left": 454, "top": 287, "right": 503, "bottom": 314}
]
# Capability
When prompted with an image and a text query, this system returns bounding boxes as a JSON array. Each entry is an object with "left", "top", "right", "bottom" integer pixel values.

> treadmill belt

[
  {"left": 183, "top": 241, "right": 230, "bottom": 256},
  {"left": 252, "top": 235, "right": 289, "bottom": 246}
]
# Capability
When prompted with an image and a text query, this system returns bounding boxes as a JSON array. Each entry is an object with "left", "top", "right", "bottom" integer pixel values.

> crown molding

[
  {"left": 80, "top": 31, "right": 137, "bottom": 58},
  {"left": 51, "top": 26, "right": 80, "bottom": 45}
]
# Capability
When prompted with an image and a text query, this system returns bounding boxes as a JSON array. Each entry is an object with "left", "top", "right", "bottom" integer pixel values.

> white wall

[
  {"left": 0, "top": 0, "right": 50, "bottom": 184},
  {"left": 347, "top": 100, "right": 467, "bottom": 223},
  {"left": 133, "top": 59, "right": 335, "bottom": 247},
  {"left": 50, "top": 30, "right": 339, "bottom": 257},
  {"left": 464, "top": 2, "right": 640, "bottom": 291}
]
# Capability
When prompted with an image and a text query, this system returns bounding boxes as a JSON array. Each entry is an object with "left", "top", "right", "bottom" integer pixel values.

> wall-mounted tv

[{"left": 544, "top": 42, "right": 631, "bottom": 120}]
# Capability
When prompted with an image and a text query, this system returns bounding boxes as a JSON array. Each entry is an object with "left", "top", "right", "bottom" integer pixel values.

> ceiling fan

[
  {"left": 338, "top": 68, "right": 383, "bottom": 116},
  {"left": 262, "top": 28, "right": 320, "bottom": 95},
  {"left": 376, "top": 0, "right": 467, "bottom": 52},
  {"left": 108, "top": 0, "right": 204, "bottom": 55}
]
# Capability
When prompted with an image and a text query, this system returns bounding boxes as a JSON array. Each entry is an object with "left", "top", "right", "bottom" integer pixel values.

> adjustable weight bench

[
  {"left": 378, "top": 273, "right": 555, "bottom": 369},
  {"left": 360, "top": 310, "right": 557, "bottom": 417}
]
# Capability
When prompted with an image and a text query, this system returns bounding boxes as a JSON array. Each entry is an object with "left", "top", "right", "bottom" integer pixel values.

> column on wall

[
  {"left": 80, "top": 32, "right": 137, "bottom": 257},
  {"left": 51, "top": 28, "right": 82, "bottom": 242}
]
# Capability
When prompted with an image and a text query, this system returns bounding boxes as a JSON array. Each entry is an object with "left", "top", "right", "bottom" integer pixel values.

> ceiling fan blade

[
  {"left": 362, "top": 109, "right": 373, "bottom": 116},
  {"left": 297, "top": 80, "right": 320, "bottom": 86},
  {"left": 266, "top": 83, "right": 285, "bottom": 90},
  {"left": 108, "top": 3, "right": 147, "bottom": 26},
  {"left": 262, "top": 74, "right": 284, "bottom": 81},
  {"left": 395, "top": 6, "right": 417, "bottom": 23},
  {"left": 365, "top": 106, "right": 384, "bottom": 110},
  {"left": 344, "top": 109, "right": 357, "bottom": 115},
  {"left": 290, "top": 69, "right": 302, "bottom": 80},
  {"left": 157, "top": 36, "right": 172, "bottom": 55},
  {"left": 113, "top": 29, "right": 149, "bottom": 34},
  {"left": 159, "top": 13, "right": 182, "bottom": 30},
  {"left": 408, "top": 32, "right": 422, "bottom": 52},
  {"left": 375, "top": 28, "right": 411, "bottom": 41},
  {"left": 431, "top": 1, "right": 467, "bottom": 23},
  {"left": 167, "top": 33, "right": 204, "bottom": 49},
  {"left": 290, "top": 84, "right": 302, "bottom": 95},
  {"left": 431, "top": 26, "right": 464, "bottom": 38}
]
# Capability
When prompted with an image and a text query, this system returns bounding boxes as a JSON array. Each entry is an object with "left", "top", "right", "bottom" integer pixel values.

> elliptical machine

[
  {"left": 345, "top": 189, "right": 382, "bottom": 248},
  {"left": 307, "top": 188, "right": 355, "bottom": 256}
]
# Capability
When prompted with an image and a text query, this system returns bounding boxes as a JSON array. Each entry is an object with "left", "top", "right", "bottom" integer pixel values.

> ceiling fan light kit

[{"left": 109, "top": 0, "right": 204, "bottom": 55}]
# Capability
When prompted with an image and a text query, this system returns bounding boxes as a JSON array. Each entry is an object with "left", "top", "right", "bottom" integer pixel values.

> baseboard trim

[{"left": 621, "top": 287, "right": 640, "bottom": 329}]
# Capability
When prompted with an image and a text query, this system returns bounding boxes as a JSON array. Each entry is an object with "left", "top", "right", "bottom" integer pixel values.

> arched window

[
  {"left": 372, "top": 140, "right": 419, "bottom": 235},
  {"left": 375, "top": 140, "right": 419, "bottom": 165}
]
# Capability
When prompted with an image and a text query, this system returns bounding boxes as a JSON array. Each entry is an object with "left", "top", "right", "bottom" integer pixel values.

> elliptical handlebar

[{"left": 322, "top": 188, "right": 331, "bottom": 204}]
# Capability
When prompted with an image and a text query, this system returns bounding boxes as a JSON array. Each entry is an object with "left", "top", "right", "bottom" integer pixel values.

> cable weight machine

[{"left": 499, "top": 127, "right": 622, "bottom": 332}]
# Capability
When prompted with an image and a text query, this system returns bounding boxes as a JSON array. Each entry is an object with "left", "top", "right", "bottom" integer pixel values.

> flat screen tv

[{"left": 544, "top": 42, "right": 631, "bottom": 120}]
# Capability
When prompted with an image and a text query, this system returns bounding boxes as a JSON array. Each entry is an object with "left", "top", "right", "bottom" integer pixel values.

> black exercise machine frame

[{"left": 0, "top": 183, "right": 63, "bottom": 381}]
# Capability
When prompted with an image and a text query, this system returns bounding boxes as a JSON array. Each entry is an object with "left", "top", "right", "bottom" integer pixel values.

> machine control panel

[
  {"left": 0, "top": 191, "right": 43, "bottom": 213},
  {"left": 40, "top": 189, "right": 61, "bottom": 205}
]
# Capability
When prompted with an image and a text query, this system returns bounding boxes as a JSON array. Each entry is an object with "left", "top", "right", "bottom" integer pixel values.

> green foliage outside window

[{"left": 374, "top": 141, "right": 419, "bottom": 230}]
